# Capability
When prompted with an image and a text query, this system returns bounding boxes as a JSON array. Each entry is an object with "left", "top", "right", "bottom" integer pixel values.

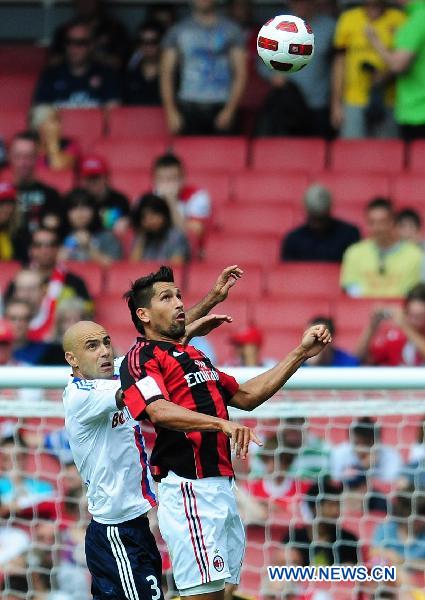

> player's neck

[{"left": 144, "top": 332, "right": 181, "bottom": 345}]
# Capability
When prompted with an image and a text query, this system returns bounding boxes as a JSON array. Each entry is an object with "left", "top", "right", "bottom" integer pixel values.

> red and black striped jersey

[{"left": 119, "top": 338, "right": 239, "bottom": 480}]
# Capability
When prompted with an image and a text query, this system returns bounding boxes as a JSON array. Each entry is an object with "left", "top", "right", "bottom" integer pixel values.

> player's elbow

[{"left": 145, "top": 402, "right": 165, "bottom": 426}]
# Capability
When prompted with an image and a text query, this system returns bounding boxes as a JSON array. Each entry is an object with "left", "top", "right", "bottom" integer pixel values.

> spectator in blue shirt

[
  {"left": 33, "top": 19, "right": 121, "bottom": 109},
  {"left": 306, "top": 316, "right": 360, "bottom": 366}
]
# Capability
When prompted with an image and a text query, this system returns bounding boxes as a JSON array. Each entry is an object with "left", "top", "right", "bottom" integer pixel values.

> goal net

[{"left": 1, "top": 366, "right": 424, "bottom": 600}]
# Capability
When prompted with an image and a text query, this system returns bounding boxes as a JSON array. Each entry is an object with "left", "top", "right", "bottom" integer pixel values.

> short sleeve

[
  {"left": 334, "top": 11, "right": 352, "bottom": 51},
  {"left": 395, "top": 13, "right": 425, "bottom": 53},
  {"left": 226, "top": 21, "right": 246, "bottom": 50},
  {"left": 162, "top": 23, "right": 180, "bottom": 50},
  {"left": 185, "top": 189, "right": 211, "bottom": 219},
  {"left": 121, "top": 357, "right": 169, "bottom": 420},
  {"left": 372, "top": 523, "right": 386, "bottom": 547},
  {"left": 70, "top": 379, "right": 120, "bottom": 425},
  {"left": 216, "top": 368, "right": 239, "bottom": 403}
]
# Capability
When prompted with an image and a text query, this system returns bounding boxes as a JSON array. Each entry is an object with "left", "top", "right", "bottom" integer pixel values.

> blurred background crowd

[{"left": 1, "top": 0, "right": 425, "bottom": 598}]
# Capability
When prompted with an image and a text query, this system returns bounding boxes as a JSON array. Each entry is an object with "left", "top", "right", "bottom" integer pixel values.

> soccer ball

[{"left": 257, "top": 15, "right": 315, "bottom": 73}]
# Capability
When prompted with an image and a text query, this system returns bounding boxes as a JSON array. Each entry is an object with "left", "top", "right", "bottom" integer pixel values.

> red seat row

[{"left": 1, "top": 100, "right": 425, "bottom": 173}]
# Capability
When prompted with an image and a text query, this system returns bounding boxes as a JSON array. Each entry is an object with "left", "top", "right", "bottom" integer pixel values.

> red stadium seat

[
  {"left": 251, "top": 137, "right": 327, "bottom": 173},
  {"left": 265, "top": 263, "right": 341, "bottom": 299},
  {"left": 312, "top": 172, "right": 391, "bottom": 204},
  {"left": 0, "top": 45, "right": 47, "bottom": 74},
  {"left": 173, "top": 137, "right": 248, "bottom": 172},
  {"left": 0, "top": 260, "right": 21, "bottom": 293},
  {"left": 95, "top": 293, "right": 129, "bottom": 325},
  {"left": 216, "top": 204, "right": 294, "bottom": 236},
  {"left": 408, "top": 141, "right": 425, "bottom": 172},
  {"left": 204, "top": 234, "right": 280, "bottom": 266},
  {"left": 185, "top": 263, "right": 264, "bottom": 299},
  {"left": 0, "top": 108, "right": 26, "bottom": 142},
  {"left": 0, "top": 74, "right": 37, "bottom": 110},
  {"left": 37, "top": 167, "right": 74, "bottom": 194},
  {"left": 92, "top": 137, "right": 170, "bottom": 171},
  {"left": 253, "top": 298, "right": 332, "bottom": 330},
  {"left": 107, "top": 107, "right": 168, "bottom": 138},
  {"left": 330, "top": 139, "right": 405, "bottom": 174},
  {"left": 111, "top": 170, "right": 152, "bottom": 203},
  {"left": 183, "top": 294, "right": 251, "bottom": 327},
  {"left": 232, "top": 171, "right": 309, "bottom": 204},
  {"left": 262, "top": 328, "right": 303, "bottom": 361},
  {"left": 104, "top": 261, "right": 184, "bottom": 294},
  {"left": 106, "top": 323, "right": 138, "bottom": 355},
  {"left": 189, "top": 171, "right": 231, "bottom": 206},
  {"left": 60, "top": 108, "right": 104, "bottom": 152},
  {"left": 392, "top": 173, "right": 425, "bottom": 206},
  {"left": 64, "top": 261, "right": 104, "bottom": 297}
]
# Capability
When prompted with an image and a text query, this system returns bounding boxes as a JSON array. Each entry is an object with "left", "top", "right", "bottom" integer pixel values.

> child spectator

[
  {"left": 29, "top": 105, "right": 80, "bottom": 172},
  {"left": 153, "top": 153, "right": 211, "bottom": 258},
  {"left": 396, "top": 208, "right": 425, "bottom": 249}
]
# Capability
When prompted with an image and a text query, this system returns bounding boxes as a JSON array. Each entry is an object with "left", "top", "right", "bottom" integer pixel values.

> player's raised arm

[
  {"left": 229, "top": 324, "right": 332, "bottom": 411},
  {"left": 185, "top": 265, "right": 243, "bottom": 324}
]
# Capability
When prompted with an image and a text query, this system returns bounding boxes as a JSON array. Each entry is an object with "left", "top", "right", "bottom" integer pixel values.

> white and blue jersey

[{"left": 63, "top": 358, "right": 156, "bottom": 525}]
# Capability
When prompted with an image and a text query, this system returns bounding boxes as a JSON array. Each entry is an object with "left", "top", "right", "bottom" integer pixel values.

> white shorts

[{"left": 157, "top": 471, "right": 246, "bottom": 592}]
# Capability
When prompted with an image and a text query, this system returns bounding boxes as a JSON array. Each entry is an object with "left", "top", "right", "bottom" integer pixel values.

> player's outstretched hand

[
  {"left": 212, "top": 265, "right": 244, "bottom": 302},
  {"left": 300, "top": 324, "right": 332, "bottom": 358},
  {"left": 220, "top": 420, "right": 262, "bottom": 460},
  {"left": 184, "top": 314, "right": 233, "bottom": 343}
]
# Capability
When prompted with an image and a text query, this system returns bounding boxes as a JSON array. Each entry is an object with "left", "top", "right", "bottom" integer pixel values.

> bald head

[{"left": 63, "top": 320, "right": 114, "bottom": 380}]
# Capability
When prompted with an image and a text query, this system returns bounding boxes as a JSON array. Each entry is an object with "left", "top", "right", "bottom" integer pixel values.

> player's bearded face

[{"left": 148, "top": 283, "right": 186, "bottom": 340}]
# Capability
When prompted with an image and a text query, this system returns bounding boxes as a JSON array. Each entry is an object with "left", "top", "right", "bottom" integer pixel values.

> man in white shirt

[
  {"left": 63, "top": 317, "right": 257, "bottom": 600},
  {"left": 330, "top": 417, "right": 402, "bottom": 484}
]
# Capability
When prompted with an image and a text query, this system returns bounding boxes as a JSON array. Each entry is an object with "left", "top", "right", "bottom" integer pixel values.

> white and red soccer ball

[{"left": 257, "top": 15, "right": 315, "bottom": 73}]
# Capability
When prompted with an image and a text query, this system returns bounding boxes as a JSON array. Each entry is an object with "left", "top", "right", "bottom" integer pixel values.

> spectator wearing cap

[
  {"left": 33, "top": 20, "right": 121, "bottom": 109},
  {"left": 228, "top": 325, "right": 275, "bottom": 367},
  {"left": 0, "top": 182, "right": 20, "bottom": 261},
  {"left": 59, "top": 188, "right": 122, "bottom": 265},
  {"left": 306, "top": 316, "right": 359, "bottom": 367},
  {"left": 280, "top": 184, "right": 360, "bottom": 262},
  {"left": 341, "top": 197, "right": 423, "bottom": 297},
  {"left": 152, "top": 153, "right": 212, "bottom": 258},
  {"left": 78, "top": 155, "right": 130, "bottom": 233},
  {"left": 7, "top": 131, "right": 63, "bottom": 260}
]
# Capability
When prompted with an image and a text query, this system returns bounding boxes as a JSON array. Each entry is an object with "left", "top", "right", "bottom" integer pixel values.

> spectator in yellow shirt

[
  {"left": 331, "top": 0, "right": 405, "bottom": 138},
  {"left": 341, "top": 197, "right": 423, "bottom": 298}
]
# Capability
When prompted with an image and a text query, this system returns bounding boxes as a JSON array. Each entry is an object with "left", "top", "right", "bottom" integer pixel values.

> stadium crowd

[{"left": 1, "top": 0, "right": 425, "bottom": 598}]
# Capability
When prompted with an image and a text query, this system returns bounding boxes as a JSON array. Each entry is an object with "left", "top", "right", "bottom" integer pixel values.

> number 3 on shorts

[{"left": 146, "top": 575, "right": 161, "bottom": 600}]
